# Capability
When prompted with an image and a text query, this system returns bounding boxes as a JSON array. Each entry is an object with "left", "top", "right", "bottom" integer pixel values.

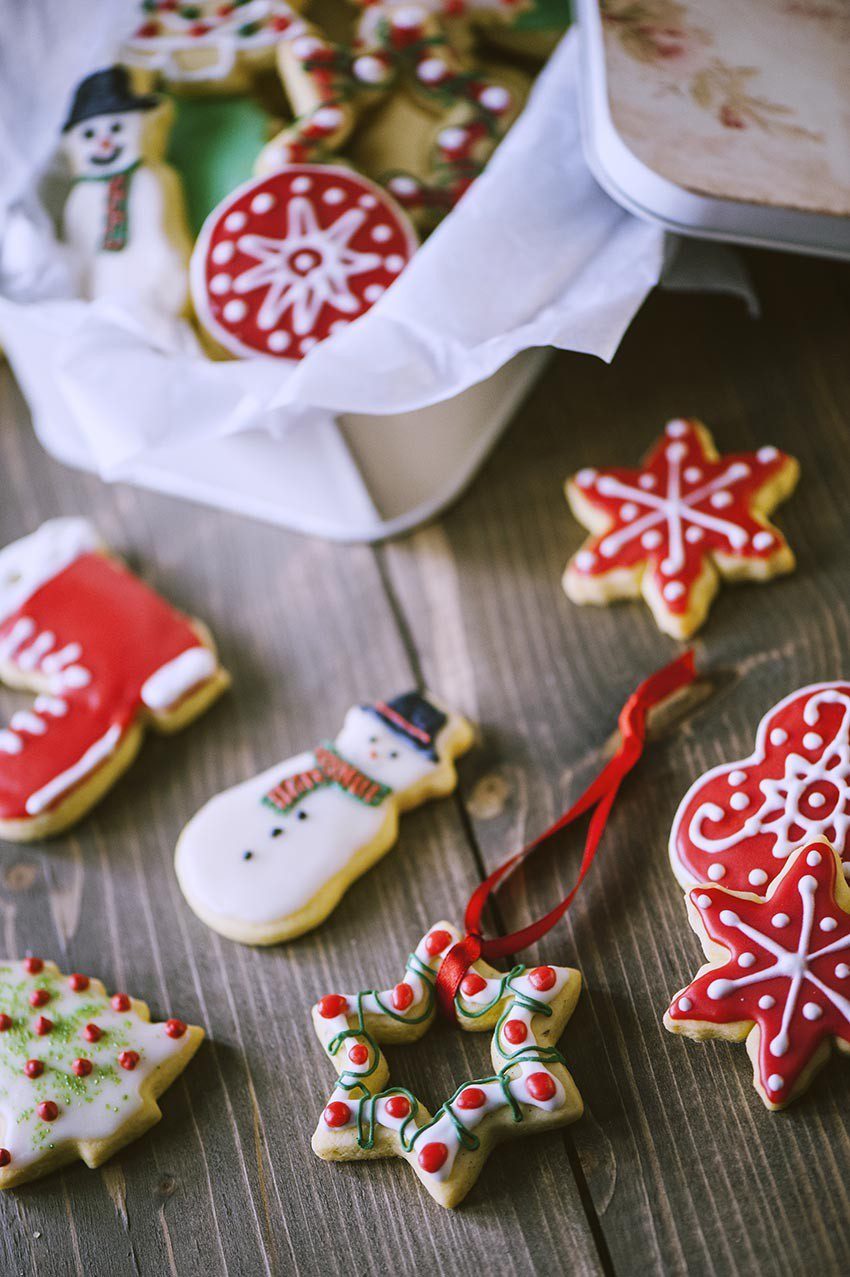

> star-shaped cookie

[
  {"left": 563, "top": 418, "right": 799, "bottom": 637},
  {"left": 665, "top": 840, "right": 850, "bottom": 1109}
]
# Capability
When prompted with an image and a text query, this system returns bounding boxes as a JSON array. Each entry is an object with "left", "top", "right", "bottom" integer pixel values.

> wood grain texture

[
  {"left": 0, "top": 248, "right": 848, "bottom": 1275},
  {"left": 383, "top": 250, "right": 850, "bottom": 1277}
]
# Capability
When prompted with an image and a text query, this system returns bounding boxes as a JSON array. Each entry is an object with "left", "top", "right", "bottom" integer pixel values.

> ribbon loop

[{"left": 436, "top": 652, "right": 696, "bottom": 1019}]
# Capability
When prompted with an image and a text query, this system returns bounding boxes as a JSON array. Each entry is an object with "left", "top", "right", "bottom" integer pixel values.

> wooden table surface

[{"left": 0, "top": 248, "right": 848, "bottom": 1276}]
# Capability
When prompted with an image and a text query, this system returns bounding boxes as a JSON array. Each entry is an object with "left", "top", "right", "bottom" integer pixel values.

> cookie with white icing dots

[
  {"left": 190, "top": 164, "right": 417, "bottom": 360},
  {"left": 311, "top": 922, "right": 582, "bottom": 1207},
  {"left": 670, "top": 682, "right": 850, "bottom": 895},
  {"left": 0, "top": 958, "right": 203, "bottom": 1187},
  {"left": 0, "top": 518, "right": 229, "bottom": 842},
  {"left": 563, "top": 418, "right": 799, "bottom": 638},
  {"left": 122, "top": 0, "right": 307, "bottom": 94},
  {"left": 665, "top": 839, "right": 850, "bottom": 1110},
  {"left": 175, "top": 691, "right": 473, "bottom": 944}
]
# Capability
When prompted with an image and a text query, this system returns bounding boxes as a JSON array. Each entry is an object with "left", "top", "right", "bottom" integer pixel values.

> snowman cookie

[
  {"left": 61, "top": 66, "right": 192, "bottom": 322},
  {"left": 563, "top": 418, "right": 799, "bottom": 638},
  {"left": 0, "top": 957, "right": 203, "bottom": 1187},
  {"left": 175, "top": 691, "right": 473, "bottom": 944},
  {"left": 0, "top": 518, "right": 229, "bottom": 842},
  {"left": 311, "top": 922, "right": 582, "bottom": 1207}
]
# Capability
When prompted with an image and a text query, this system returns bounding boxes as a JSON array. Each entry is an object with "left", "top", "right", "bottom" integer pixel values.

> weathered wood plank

[
  {"left": 0, "top": 370, "right": 600, "bottom": 1274},
  {"left": 382, "top": 251, "right": 850, "bottom": 1277}
]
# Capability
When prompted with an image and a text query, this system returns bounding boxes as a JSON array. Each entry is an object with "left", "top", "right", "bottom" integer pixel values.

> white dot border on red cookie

[
  {"left": 668, "top": 681, "right": 850, "bottom": 892},
  {"left": 189, "top": 163, "right": 418, "bottom": 363}
]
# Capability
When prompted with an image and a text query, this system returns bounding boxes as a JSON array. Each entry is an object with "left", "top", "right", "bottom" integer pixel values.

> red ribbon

[{"left": 436, "top": 651, "right": 697, "bottom": 1019}]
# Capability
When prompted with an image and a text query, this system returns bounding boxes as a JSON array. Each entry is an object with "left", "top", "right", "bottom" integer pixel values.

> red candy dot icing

[
  {"left": 456, "top": 1086, "right": 487, "bottom": 1110},
  {"left": 526, "top": 1072, "right": 557, "bottom": 1102},
  {"left": 34, "top": 1016, "right": 53, "bottom": 1036},
  {"left": 418, "top": 1141, "right": 449, "bottom": 1174},
  {"left": 29, "top": 988, "right": 49, "bottom": 1007},
  {"left": 165, "top": 1018, "right": 187, "bottom": 1039},
  {"left": 83, "top": 1023, "right": 102, "bottom": 1043},
  {"left": 119, "top": 1051, "right": 140, "bottom": 1071},
  {"left": 392, "top": 982, "right": 415, "bottom": 1012},
  {"left": 0, "top": 1015, "right": 11, "bottom": 1032},
  {"left": 23, "top": 958, "right": 43, "bottom": 975},
  {"left": 37, "top": 1101, "right": 58, "bottom": 1122},
  {"left": 528, "top": 966, "right": 556, "bottom": 992},
  {"left": 348, "top": 1044, "right": 369, "bottom": 1066},
  {"left": 72, "top": 1058, "right": 93, "bottom": 1077},
  {"left": 191, "top": 164, "right": 417, "bottom": 363},
  {"left": 318, "top": 994, "right": 349, "bottom": 1019},
  {"left": 24, "top": 1059, "right": 43, "bottom": 1078},
  {"left": 111, "top": 993, "right": 131, "bottom": 1013},
  {"left": 425, "top": 929, "right": 452, "bottom": 956},
  {"left": 460, "top": 971, "right": 487, "bottom": 997},
  {"left": 69, "top": 974, "right": 89, "bottom": 993},
  {"left": 324, "top": 1100, "right": 351, "bottom": 1128},
  {"left": 385, "top": 1095, "right": 411, "bottom": 1119},
  {"left": 0, "top": 1149, "right": 10, "bottom": 1168},
  {"left": 503, "top": 1019, "right": 528, "bottom": 1044}
]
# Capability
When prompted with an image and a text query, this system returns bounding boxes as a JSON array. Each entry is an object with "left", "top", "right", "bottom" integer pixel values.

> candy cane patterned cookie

[
  {"left": 665, "top": 840, "right": 850, "bottom": 1109},
  {"left": 563, "top": 419, "right": 799, "bottom": 638},
  {"left": 671, "top": 683, "right": 850, "bottom": 894},
  {"left": 312, "top": 923, "right": 582, "bottom": 1207},
  {"left": 190, "top": 164, "right": 417, "bottom": 360},
  {"left": 122, "top": 0, "right": 307, "bottom": 94},
  {"left": 0, "top": 519, "right": 229, "bottom": 841},
  {"left": 0, "top": 958, "right": 203, "bottom": 1187},
  {"left": 175, "top": 692, "right": 473, "bottom": 943}
]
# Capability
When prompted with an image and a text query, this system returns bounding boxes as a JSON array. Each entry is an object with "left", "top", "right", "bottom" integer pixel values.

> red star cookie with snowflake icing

[
  {"left": 665, "top": 840, "right": 850, "bottom": 1109},
  {"left": 190, "top": 164, "right": 417, "bottom": 361},
  {"left": 563, "top": 418, "right": 799, "bottom": 638},
  {"left": 670, "top": 683, "right": 850, "bottom": 894}
]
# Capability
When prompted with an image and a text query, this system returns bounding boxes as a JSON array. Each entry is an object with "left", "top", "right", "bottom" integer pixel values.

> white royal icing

[
  {"left": 140, "top": 647, "right": 218, "bottom": 713},
  {"left": 0, "top": 520, "right": 99, "bottom": 629}
]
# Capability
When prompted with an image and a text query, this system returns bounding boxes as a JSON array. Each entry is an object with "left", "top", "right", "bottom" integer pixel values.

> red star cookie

[
  {"left": 563, "top": 418, "right": 799, "bottom": 638},
  {"left": 670, "top": 682, "right": 850, "bottom": 894},
  {"left": 665, "top": 840, "right": 850, "bottom": 1109}
]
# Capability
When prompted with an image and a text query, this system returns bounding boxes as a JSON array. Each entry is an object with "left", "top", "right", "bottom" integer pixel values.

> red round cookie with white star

[
  {"left": 665, "top": 840, "right": 850, "bottom": 1109},
  {"left": 190, "top": 164, "right": 417, "bottom": 361},
  {"left": 563, "top": 418, "right": 799, "bottom": 638},
  {"left": 670, "top": 682, "right": 850, "bottom": 894}
]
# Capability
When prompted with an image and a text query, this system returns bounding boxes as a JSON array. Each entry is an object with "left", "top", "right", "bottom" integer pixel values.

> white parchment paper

[{"left": 0, "top": 0, "right": 668, "bottom": 481}]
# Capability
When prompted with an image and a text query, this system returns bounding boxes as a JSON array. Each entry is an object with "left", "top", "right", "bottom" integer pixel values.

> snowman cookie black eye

[
  {"left": 111, "top": 122, "right": 122, "bottom": 134},
  {"left": 389, "top": 751, "right": 399, "bottom": 759},
  {"left": 84, "top": 128, "right": 95, "bottom": 139},
  {"left": 243, "top": 850, "right": 253, "bottom": 860},
  {"left": 369, "top": 736, "right": 378, "bottom": 743},
  {"left": 270, "top": 827, "right": 283, "bottom": 838},
  {"left": 297, "top": 810, "right": 308, "bottom": 821}
]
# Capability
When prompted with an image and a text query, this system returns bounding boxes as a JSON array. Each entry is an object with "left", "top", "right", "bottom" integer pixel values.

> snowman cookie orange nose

[{"left": 175, "top": 691, "right": 474, "bottom": 944}]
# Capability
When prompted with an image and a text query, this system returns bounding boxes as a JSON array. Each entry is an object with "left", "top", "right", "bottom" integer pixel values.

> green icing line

[{"left": 166, "top": 94, "right": 271, "bottom": 236}]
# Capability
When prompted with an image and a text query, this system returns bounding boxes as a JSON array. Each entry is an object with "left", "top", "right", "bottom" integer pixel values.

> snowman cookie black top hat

[
  {"left": 366, "top": 692, "right": 448, "bottom": 761},
  {"left": 62, "top": 65, "right": 159, "bottom": 133}
]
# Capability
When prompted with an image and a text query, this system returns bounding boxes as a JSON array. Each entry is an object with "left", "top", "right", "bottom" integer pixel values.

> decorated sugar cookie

[
  {"left": 122, "top": 0, "right": 307, "bottom": 94},
  {"left": 255, "top": 11, "right": 525, "bottom": 227},
  {"left": 0, "top": 518, "right": 229, "bottom": 841},
  {"left": 61, "top": 66, "right": 192, "bottom": 319},
  {"left": 175, "top": 692, "right": 473, "bottom": 943},
  {"left": 665, "top": 840, "right": 850, "bottom": 1110},
  {"left": 190, "top": 164, "right": 417, "bottom": 360},
  {"left": 311, "top": 922, "right": 582, "bottom": 1207},
  {"left": 0, "top": 958, "right": 203, "bottom": 1187},
  {"left": 670, "top": 682, "right": 850, "bottom": 894},
  {"left": 563, "top": 418, "right": 799, "bottom": 638}
]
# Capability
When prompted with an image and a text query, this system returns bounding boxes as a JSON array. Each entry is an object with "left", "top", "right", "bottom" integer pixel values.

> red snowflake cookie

[
  {"left": 563, "top": 418, "right": 799, "bottom": 637},
  {"left": 665, "top": 840, "right": 850, "bottom": 1109},
  {"left": 671, "top": 682, "right": 850, "bottom": 894},
  {"left": 190, "top": 164, "right": 417, "bottom": 361}
]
